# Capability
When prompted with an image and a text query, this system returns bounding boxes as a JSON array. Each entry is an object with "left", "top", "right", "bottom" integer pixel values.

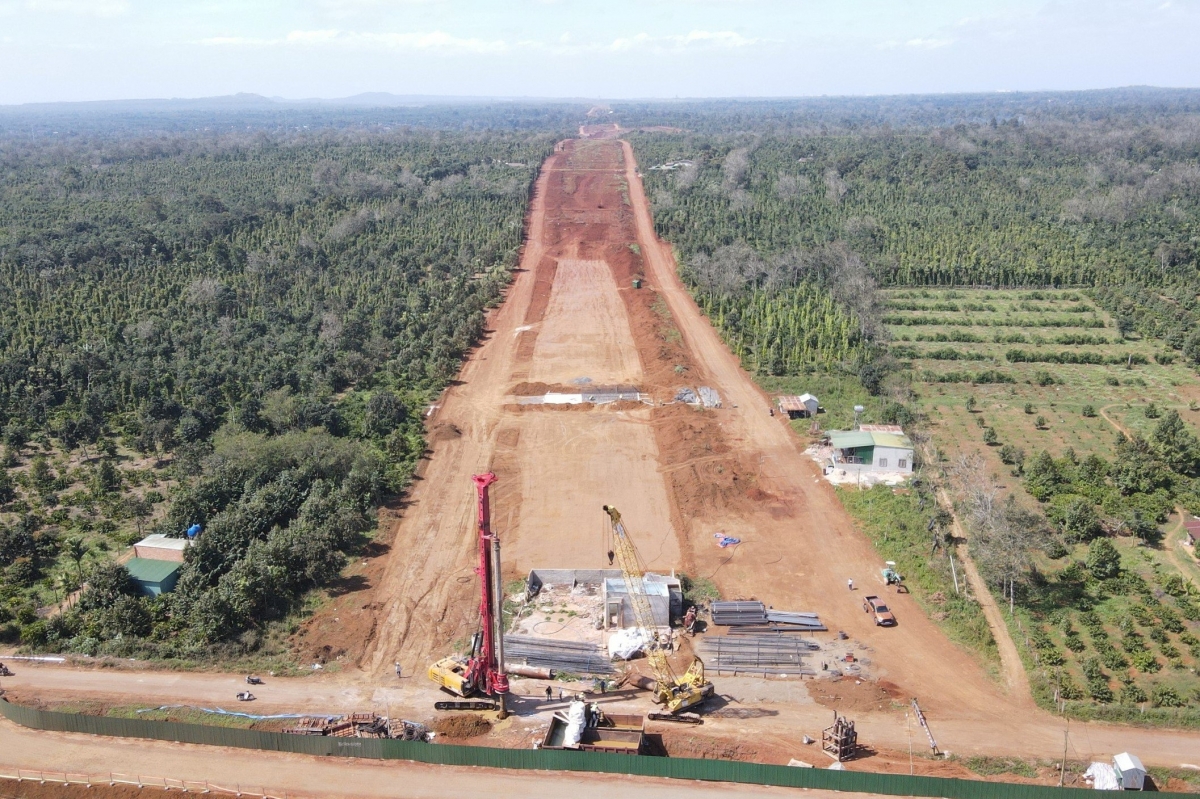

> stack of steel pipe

[
  {"left": 764, "top": 610, "right": 826, "bottom": 631},
  {"left": 699, "top": 635, "right": 818, "bottom": 676},
  {"left": 710, "top": 602, "right": 826, "bottom": 631},
  {"left": 709, "top": 601, "right": 768, "bottom": 626},
  {"left": 503, "top": 635, "right": 614, "bottom": 675},
  {"left": 726, "top": 625, "right": 826, "bottom": 635}
]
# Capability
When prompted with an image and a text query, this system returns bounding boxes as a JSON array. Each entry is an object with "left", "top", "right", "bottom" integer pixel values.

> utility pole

[
  {"left": 1059, "top": 719, "right": 1069, "bottom": 787},
  {"left": 906, "top": 712, "right": 914, "bottom": 775}
]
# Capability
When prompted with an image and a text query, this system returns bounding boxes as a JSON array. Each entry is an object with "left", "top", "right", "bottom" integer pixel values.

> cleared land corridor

[{"left": 365, "top": 140, "right": 679, "bottom": 676}]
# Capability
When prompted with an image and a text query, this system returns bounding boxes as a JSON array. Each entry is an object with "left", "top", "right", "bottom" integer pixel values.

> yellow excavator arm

[{"left": 602, "top": 505, "right": 713, "bottom": 714}]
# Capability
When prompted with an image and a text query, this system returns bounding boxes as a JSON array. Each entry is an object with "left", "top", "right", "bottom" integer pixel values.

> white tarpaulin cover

[
  {"left": 563, "top": 700, "right": 587, "bottom": 748},
  {"left": 607, "top": 628, "right": 651, "bottom": 660},
  {"left": 1113, "top": 752, "right": 1146, "bottom": 790},
  {"left": 1084, "top": 762, "right": 1120, "bottom": 791}
]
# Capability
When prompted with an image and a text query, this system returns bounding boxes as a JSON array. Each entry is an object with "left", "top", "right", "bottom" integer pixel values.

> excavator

[
  {"left": 427, "top": 473, "right": 510, "bottom": 719},
  {"left": 602, "top": 505, "right": 714, "bottom": 718}
]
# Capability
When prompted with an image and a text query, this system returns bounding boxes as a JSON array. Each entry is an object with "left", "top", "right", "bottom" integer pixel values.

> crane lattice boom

[
  {"left": 603, "top": 505, "right": 676, "bottom": 690},
  {"left": 602, "top": 505, "right": 714, "bottom": 715}
]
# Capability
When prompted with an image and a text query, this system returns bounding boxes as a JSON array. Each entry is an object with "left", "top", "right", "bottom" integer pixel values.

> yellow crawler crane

[{"left": 602, "top": 505, "right": 714, "bottom": 715}]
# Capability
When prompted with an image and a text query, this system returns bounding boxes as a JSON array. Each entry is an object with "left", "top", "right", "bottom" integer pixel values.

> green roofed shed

[
  {"left": 125, "top": 557, "right": 182, "bottom": 596},
  {"left": 869, "top": 432, "right": 912, "bottom": 449},
  {"left": 829, "top": 431, "right": 875, "bottom": 450}
]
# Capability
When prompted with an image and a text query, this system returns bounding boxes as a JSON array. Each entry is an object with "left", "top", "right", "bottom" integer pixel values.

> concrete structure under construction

[{"left": 526, "top": 569, "right": 681, "bottom": 629}]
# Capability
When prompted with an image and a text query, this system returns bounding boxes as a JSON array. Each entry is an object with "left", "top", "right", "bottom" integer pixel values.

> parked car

[{"left": 863, "top": 595, "right": 896, "bottom": 626}]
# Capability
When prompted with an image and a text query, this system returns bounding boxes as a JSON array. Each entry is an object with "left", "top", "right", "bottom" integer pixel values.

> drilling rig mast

[{"left": 428, "top": 474, "right": 509, "bottom": 718}]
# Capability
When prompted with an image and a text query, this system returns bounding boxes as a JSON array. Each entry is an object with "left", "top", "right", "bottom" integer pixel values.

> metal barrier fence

[
  {"left": 0, "top": 768, "right": 287, "bottom": 797},
  {"left": 0, "top": 700, "right": 1189, "bottom": 798}
]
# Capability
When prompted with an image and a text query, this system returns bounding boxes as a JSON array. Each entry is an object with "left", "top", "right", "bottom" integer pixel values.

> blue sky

[{"left": 0, "top": 0, "right": 1197, "bottom": 104}]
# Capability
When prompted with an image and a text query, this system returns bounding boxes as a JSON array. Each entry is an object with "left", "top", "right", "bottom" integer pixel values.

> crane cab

[{"left": 428, "top": 655, "right": 473, "bottom": 696}]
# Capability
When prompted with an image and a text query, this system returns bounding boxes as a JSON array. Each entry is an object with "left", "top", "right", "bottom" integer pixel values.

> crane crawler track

[
  {"left": 647, "top": 712, "right": 703, "bottom": 725},
  {"left": 434, "top": 700, "right": 498, "bottom": 712}
]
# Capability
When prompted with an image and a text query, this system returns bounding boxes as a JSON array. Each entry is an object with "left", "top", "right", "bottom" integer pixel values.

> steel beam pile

[
  {"left": 710, "top": 602, "right": 826, "bottom": 631},
  {"left": 764, "top": 610, "right": 827, "bottom": 631},
  {"left": 504, "top": 635, "right": 614, "bottom": 675},
  {"left": 710, "top": 601, "right": 768, "bottom": 626},
  {"left": 700, "top": 635, "right": 819, "bottom": 676}
]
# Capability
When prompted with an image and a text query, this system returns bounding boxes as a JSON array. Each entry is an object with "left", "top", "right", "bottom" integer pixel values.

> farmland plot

[{"left": 886, "top": 287, "right": 1200, "bottom": 722}]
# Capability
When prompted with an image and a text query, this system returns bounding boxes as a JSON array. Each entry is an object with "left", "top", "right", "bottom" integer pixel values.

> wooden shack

[{"left": 778, "top": 394, "right": 819, "bottom": 419}]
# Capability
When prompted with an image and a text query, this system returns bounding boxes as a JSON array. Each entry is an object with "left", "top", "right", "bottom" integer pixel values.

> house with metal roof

[
  {"left": 125, "top": 558, "right": 182, "bottom": 596},
  {"left": 828, "top": 428, "right": 914, "bottom": 474},
  {"left": 777, "top": 393, "right": 819, "bottom": 418},
  {"left": 133, "top": 533, "right": 191, "bottom": 563}
]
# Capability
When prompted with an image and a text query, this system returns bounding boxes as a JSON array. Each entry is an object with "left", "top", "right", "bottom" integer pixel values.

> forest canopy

[{"left": 0, "top": 118, "right": 554, "bottom": 657}]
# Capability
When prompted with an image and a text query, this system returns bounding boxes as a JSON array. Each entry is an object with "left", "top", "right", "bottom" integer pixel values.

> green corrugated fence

[{"left": 0, "top": 700, "right": 1188, "bottom": 797}]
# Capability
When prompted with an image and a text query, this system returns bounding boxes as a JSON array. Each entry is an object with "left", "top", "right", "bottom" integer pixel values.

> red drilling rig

[{"left": 427, "top": 473, "right": 510, "bottom": 718}]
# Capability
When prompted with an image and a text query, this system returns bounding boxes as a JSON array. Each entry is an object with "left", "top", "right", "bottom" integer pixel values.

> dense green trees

[
  {"left": 0, "top": 121, "right": 551, "bottom": 656},
  {"left": 631, "top": 96, "right": 1200, "bottom": 369}
]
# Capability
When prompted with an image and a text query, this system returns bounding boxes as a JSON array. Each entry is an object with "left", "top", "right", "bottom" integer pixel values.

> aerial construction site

[{"left": 3, "top": 134, "right": 1200, "bottom": 798}]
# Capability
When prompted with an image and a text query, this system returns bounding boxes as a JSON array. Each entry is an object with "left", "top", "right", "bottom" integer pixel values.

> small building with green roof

[
  {"left": 827, "top": 425, "right": 914, "bottom": 474},
  {"left": 124, "top": 557, "right": 182, "bottom": 596}
]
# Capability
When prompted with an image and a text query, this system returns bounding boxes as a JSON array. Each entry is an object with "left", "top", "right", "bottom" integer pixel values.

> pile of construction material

[
  {"left": 710, "top": 601, "right": 826, "bottom": 632},
  {"left": 673, "top": 386, "right": 721, "bottom": 408},
  {"left": 505, "top": 635, "right": 614, "bottom": 675},
  {"left": 699, "top": 635, "right": 819, "bottom": 676},
  {"left": 283, "top": 713, "right": 428, "bottom": 740},
  {"left": 822, "top": 712, "right": 858, "bottom": 762}
]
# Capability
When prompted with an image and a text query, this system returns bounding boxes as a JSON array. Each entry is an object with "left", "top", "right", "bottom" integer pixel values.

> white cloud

[
  {"left": 361, "top": 30, "right": 509, "bottom": 53},
  {"left": 201, "top": 36, "right": 278, "bottom": 46},
  {"left": 608, "top": 29, "right": 757, "bottom": 52},
  {"left": 905, "top": 37, "right": 953, "bottom": 49},
  {"left": 24, "top": 0, "right": 128, "bottom": 16},
  {"left": 202, "top": 28, "right": 509, "bottom": 54},
  {"left": 199, "top": 25, "right": 761, "bottom": 58},
  {"left": 286, "top": 29, "right": 342, "bottom": 45}
]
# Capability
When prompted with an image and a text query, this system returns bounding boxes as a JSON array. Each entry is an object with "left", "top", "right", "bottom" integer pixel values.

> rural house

[
  {"left": 777, "top": 393, "right": 819, "bottom": 419},
  {"left": 827, "top": 425, "right": 914, "bottom": 474},
  {"left": 133, "top": 533, "right": 191, "bottom": 563},
  {"left": 125, "top": 558, "right": 182, "bottom": 596}
]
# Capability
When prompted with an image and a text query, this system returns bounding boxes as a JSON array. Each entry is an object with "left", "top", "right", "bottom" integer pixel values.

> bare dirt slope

[{"left": 360, "top": 140, "right": 682, "bottom": 676}]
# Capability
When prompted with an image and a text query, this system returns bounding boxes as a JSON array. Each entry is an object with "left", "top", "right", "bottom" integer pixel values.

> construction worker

[
  {"left": 394, "top": 662, "right": 402, "bottom": 679},
  {"left": 847, "top": 578, "right": 854, "bottom": 591},
  {"left": 683, "top": 605, "right": 698, "bottom": 636},
  {"left": 545, "top": 685, "right": 553, "bottom": 702}
]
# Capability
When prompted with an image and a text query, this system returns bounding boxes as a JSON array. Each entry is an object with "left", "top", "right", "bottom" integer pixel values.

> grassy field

[{"left": 884, "top": 288, "right": 1200, "bottom": 719}]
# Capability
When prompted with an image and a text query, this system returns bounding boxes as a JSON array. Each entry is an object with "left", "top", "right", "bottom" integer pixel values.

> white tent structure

[
  {"left": 1113, "top": 752, "right": 1146, "bottom": 790},
  {"left": 1084, "top": 762, "right": 1119, "bottom": 791}
]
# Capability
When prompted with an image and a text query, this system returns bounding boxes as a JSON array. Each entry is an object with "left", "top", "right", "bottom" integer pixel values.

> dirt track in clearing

[{"left": 354, "top": 139, "right": 687, "bottom": 676}]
